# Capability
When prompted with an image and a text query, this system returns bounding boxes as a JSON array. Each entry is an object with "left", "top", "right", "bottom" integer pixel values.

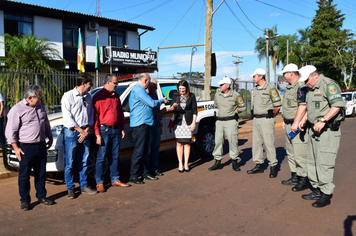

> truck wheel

[
  {"left": 351, "top": 108, "right": 355, "bottom": 117},
  {"left": 195, "top": 126, "right": 215, "bottom": 158}
]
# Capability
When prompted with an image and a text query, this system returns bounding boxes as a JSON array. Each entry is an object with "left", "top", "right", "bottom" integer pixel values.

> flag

[
  {"left": 95, "top": 31, "right": 101, "bottom": 72},
  {"left": 77, "top": 28, "right": 85, "bottom": 72}
]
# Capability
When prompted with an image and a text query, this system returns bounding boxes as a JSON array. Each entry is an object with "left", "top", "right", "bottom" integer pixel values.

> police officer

[
  {"left": 247, "top": 68, "right": 281, "bottom": 178},
  {"left": 208, "top": 76, "right": 246, "bottom": 171},
  {"left": 278, "top": 64, "right": 308, "bottom": 191},
  {"left": 298, "top": 65, "right": 345, "bottom": 208}
]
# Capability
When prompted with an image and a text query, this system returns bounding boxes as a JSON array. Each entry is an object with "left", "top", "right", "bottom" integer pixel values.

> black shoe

[
  {"left": 208, "top": 160, "right": 222, "bottom": 171},
  {"left": 21, "top": 202, "right": 30, "bottom": 211},
  {"left": 292, "top": 176, "right": 309, "bottom": 192},
  {"left": 130, "top": 178, "right": 144, "bottom": 184},
  {"left": 281, "top": 172, "right": 298, "bottom": 185},
  {"left": 312, "top": 193, "right": 331, "bottom": 208},
  {"left": 269, "top": 166, "right": 278, "bottom": 178},
  {"left": 144, "top": 174, "right": 158, "bottom": 180},
  {"left": 67, "top": 189, "right": 75, "bottom": 199},
  {"left": 247, "top": 164, "right": 264, "bottom": 174},
  {"left": 232, "top": 159, "right": 241, "bottom": 171},
  {"left": 40, "top": 198, "right": 54, "bottom": 205},
  {"left": 155, "top": 170, "right": 164, "bottom": 176},
  {"left": 302, "top": 188, "right": 321, "bottom": 200}
]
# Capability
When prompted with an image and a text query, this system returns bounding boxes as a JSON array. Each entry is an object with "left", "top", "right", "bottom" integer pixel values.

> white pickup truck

[
  {"left": 3, "top": 79, "right": 217, "bottom": 174},
  {"left": 341, "top": 89, "right": 356, "bottom": 117}
]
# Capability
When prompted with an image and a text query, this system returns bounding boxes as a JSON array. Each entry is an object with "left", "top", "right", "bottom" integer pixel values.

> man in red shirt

[{"left": 92, "top": 74, "right": 130, "bottom": 193}]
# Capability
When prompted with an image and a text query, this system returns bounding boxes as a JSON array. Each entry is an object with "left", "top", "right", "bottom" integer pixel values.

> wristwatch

[{"left": 320, "top": 117, "right": 327, "bottom": 123}]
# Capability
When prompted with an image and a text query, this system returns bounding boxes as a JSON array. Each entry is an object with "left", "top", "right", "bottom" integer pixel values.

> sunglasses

[
  {"left": 111, "top": 81, "right": 119, "bottom": 85},
  {"left": 219, "top": 84, "right": 224, "bottom": 87}
]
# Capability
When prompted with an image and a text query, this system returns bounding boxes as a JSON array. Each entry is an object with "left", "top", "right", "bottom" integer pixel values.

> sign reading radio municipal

[{"left": 102, "top": 46, "right": 158, "bottom": 69}]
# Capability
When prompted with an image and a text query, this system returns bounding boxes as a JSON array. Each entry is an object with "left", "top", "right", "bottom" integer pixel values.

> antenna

[{"left": 95, "top": 0, "right": 101, "bottom": 17}]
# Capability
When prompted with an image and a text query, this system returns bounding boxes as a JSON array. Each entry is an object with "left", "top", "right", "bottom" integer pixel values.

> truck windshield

[
  {"left": 342, "top": 94, "right": 352, "bottom": 101},
  {"left": 160, "top": 83, "right": 178, "bottom": 100}
]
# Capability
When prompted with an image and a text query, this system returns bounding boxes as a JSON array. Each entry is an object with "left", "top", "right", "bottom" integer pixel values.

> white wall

[
  {"left": 34, "top": 16, "right": 63, "bottom": 59},
  {"left": 127, "top": 31, "right": 139, "bottom": 50},
  {"left": 0, "top": 10, "right": 5, "bottom": 58}
]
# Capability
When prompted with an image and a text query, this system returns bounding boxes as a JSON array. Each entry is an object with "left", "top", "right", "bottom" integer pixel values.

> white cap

[
  {"left": 251, "top": 68, "right": 266, "bottom": 77},
  {"left": 217, "top": 76, "right": 232, "bottom": 85},
  {"left": 298, "top": 65, "right": 317, "bottom": 82},
  {"left": 278, "top": 63, "right": 298, "bottom": 75}
]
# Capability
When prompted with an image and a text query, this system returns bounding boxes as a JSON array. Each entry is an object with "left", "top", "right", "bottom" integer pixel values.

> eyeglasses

[
  {"left": 111, "top": 81, "right": 119, "bottom": 85},
  {"left": 33, "top": 95, "right": 42, "bottom": 100},
  {"left": 219, "top": 84, "right": 224, "bottom": 87}
]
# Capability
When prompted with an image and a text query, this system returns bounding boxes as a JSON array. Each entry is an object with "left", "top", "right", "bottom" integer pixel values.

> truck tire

[
  {"left": 351, "top": 108, "right": 355, "bottom": 117},
  {"left": 195, "top": 126, "right": 215, "bottom": 158}
]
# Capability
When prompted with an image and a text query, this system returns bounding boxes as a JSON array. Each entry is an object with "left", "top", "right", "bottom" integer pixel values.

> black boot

[
  {"left": 302, "top": 188, "right": 321, "bottom": 200},
  {"left": 208, "top": 160, "right": 222, "bottom": 171},
  {"left": 232, "top": 159, "right": 241, "bottom": 171},
  {"left": 269, "top": 166, "right": 278, "bottom": 178},
  {"left": 281, "top": 172, "right": 297, "bottom": 185},
  {"left": 312, "top": 192, "right": 331, "bottom": 208},
  {"left": 247, "top": 164, "right": 264, "bottom": 174},
  {"left": 292, "top": 176, "right": 309, "bottom": 192}
]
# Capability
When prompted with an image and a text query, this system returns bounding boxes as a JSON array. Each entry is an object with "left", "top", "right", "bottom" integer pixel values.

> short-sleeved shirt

[
  {"left": 282, "top": 81, "right": 306, "bottom": 120},
  {"left": 252, "top": 82, "right": 281, "bottom": 115},
  {"left": 214, "top": 90, "right": 246, "bottom": 117},
  {"left": 306, "top": 74, "right": 345, "bottom": 124}
]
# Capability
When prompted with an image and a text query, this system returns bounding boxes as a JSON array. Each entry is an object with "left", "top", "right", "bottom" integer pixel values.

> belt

[
  {"left": 20, "top": 141, "right": 45, "bottom": 146},
  {"left": 100, "top": 124, "right": 119, "bottom": 129},
  {"left": 69, "top": 125, "right": 89, "bottom": 131},
  {"left": 284, "top": 119, "right": 294, "bottom": 125},
  {"left": 254, "top": 114, "right": 272, "bottom": 119},
  {"left": 216, "top": 115, "right": 236, "bottom": 121}
]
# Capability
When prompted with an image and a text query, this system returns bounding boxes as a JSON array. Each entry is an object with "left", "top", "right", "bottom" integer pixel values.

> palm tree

[
  {"left": 2, "top": 34, "right": 65, "bottom": 106},
  {"left": 276, "top": 34, "right": 303, "bottom": 68},
  {"left": 255, "top": 25, "right": 280, "bottom": 79}
]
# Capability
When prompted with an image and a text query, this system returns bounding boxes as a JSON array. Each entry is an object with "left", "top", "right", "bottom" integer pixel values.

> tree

[
  {"left": 276, "top": 34, "right": 303, "bottom": 68},
  {"left": 2, "top": 34, "right": 65, "bottom": 106},
  {"left": 177, "top": 71, "right": 204, "bottom": 85},
  {"left": 305, "top": 0, "right": 348, "bottom": 82},
  {"left": 255, "top": 25, "right": 280, "bottom": 78}
]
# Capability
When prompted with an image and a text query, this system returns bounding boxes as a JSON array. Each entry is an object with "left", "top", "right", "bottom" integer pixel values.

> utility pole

[
  {"left": 266, "top": 28, "right": 270, "bottom": 83},
  {"left": 232, "top": 54, "right": 242, "bottom": 91},
  {"left": 204, "top": 0, "right": 213, "bottom": 100}
]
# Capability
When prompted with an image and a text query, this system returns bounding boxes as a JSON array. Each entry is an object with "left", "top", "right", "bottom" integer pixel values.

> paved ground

[{"left": 1, "top": 115, "right": 356, "bottom": 235}]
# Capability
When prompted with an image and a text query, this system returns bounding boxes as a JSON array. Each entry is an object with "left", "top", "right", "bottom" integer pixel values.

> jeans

[
  {"left": 130, "top": 124, "right": 150, "bottom": 179},
  {"left": 64, "top": 128, "right": 90, "bottom": 190},
  {"left": 18, "top": 142, "right": 47, "bottom": 203},
  {"left": 95, "top": 126, "right": 121, "bottom": 184},
  {"left": 147, "top": 122, "right": 161, "bottom": 173}
]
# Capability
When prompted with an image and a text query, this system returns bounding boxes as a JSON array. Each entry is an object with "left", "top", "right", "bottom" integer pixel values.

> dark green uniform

[
  {"left": 282, "top": 81, "right": 308, "bottom": 177},
  {"left": 306, "top": 75, "right": 345, "bottom": 195},
  {"left": 252, "top": 82, "right": 281, "bottom": 166},
  {"left": 213, "top": 90, "right": 246, "bottom": 160}
]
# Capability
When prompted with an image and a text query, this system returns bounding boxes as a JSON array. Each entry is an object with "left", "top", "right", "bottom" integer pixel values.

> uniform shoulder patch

[{"left": 269, "top": 87, "right": 281, "bottom": 102}]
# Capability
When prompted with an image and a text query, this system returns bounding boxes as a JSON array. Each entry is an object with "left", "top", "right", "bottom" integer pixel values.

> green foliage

[
  {"left": 177, "top": 71, "right": 204, "bottom": 85},
  {"left": 305, "top": 0, "right": 348, "bottom": 81}
]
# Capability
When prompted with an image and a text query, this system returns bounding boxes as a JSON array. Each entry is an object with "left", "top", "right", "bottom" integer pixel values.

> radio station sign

[{"left": 102, "top": 46, "right": 158, "bottom": 69}]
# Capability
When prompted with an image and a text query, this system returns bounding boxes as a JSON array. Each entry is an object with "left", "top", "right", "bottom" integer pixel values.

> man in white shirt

[{"left": 61, "top": 73, "right": 97, "bottom": 199}]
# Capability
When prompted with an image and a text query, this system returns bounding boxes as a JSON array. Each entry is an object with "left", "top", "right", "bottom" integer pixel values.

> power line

[
  {"left": 224, "top": 1, "right": 256, "bottom": 39},
  {"left": 158, "top": 0, "right": 198, "bottom": 47},
  {"left": 255, "top": 0, "right": 312, "bottom": 20},
  {"left": 234, "top": 0, "right": 264, "bottom": 32}
]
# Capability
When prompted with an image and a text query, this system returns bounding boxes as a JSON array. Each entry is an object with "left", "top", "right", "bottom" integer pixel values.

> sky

[{"left": 16, "top": 0, "right": 356, "bottom": 86}]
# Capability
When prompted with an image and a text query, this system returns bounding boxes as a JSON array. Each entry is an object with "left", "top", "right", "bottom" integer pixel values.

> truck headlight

[{"left": 51, "top": 125, "right": 63, "bottom": 138}]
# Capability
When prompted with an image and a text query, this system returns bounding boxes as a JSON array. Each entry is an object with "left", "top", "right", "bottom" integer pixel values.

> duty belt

[
  {"left": 216, "top": 115, "right": 237, "bottom": 121},
  {"left": 254, "top": 114, "right": 273, "bottom": 119},
  {"left": 284, "top": 119, "right": 294, "bottom": 125}
]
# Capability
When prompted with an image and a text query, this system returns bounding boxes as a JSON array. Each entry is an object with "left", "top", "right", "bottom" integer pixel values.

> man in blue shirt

[{"left": 129, "top": 73, "right": 168, "bottom": 184}]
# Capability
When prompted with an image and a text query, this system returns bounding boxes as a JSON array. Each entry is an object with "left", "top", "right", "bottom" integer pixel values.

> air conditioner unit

[{"left": 88, "top": 21, "right": 99, "bottom": 31}]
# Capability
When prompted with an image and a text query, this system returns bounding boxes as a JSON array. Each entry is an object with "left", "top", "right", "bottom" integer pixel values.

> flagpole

[{"left": 96, "top": 30, "right": 99, "bottom": 88}]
